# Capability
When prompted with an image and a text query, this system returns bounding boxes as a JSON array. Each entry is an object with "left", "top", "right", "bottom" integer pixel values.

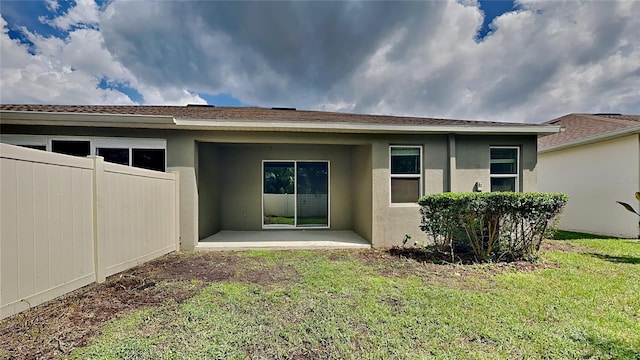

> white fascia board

[
  {"left": 174, "top": 119, "right": 562, "bottom": 135},
  {"left": 0, "top": 110, "right": 176, "bottom": 127},
  {"left": 539, "top": 125, "right": 640, "bottom": 154}
]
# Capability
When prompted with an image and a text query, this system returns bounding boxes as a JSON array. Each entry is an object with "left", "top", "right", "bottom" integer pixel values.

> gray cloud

[
  {"left": 2, "top": 0, "right": 639, "bottom": 122},
  {"left": 100, "top": 1, "right": 447, "bottom": 103}
]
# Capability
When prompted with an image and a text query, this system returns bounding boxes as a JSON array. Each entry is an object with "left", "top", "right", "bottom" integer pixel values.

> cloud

[
  {"left": 44, "top": 0, "right": 60, "bottom": 12},
  {"left": 1, "top": 0, "right": 639, "bottom": 122},
  {"left": 0, "top": 15, "right": 131, "bottom": 104},
  {"left": 40, "top": 0, "right": 99, "bottom": 30},
  {"left": 95, "top": 0, "right": 640, "bottom": 122},
  {"left": 0, "top": 7, "right": 206, "bottom": 105}
]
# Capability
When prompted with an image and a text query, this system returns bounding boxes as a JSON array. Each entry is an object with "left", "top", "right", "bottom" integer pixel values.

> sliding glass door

[{"left": 263, "top": 161, "right": 329, "bottom": 228}]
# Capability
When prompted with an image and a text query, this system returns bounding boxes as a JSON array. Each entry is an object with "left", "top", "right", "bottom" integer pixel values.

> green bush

[{"left": 418, "top": 192, "right": 568, "bottom": 262}]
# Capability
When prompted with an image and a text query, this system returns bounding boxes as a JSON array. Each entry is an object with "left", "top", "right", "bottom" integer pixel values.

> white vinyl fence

[
  {"left": 1, "top": 143, "right": 179, "bottom": 320},
  {"left": 263, "top": 194, "right": 328, "bottom": 217}
]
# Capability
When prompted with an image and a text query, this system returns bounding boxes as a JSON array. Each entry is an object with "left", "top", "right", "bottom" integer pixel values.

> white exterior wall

[
  {"left": 263, "top": 194, "right": 295, "bottom": 217},
  {"left": 1, "top": 144, "right": 179, "bottom": 320},
  {"left": 538, "top": 134, "right": 639, "bottom": 238},
  {"left": 263, "top": 194, "right": 328, "bottom": 218}
]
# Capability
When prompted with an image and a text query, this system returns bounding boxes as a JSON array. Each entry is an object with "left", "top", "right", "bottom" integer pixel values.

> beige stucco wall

[
  {"left": 370, "top": 134, "right": 538, "bottom": 247},
  {"left": 454, "top": 135, "right": 538, "bottom": 192},
  {"left": 352, "top": 145, "right": 373, "bottom": 241},
  {"left": 166, "top": 166, "right": 198, "bottom": 250},
  {"left": 197, "top": 142, "right": 221, "bottom": 239},
  {"left": 211, "top": 143, "right": 354, "bottom": 231},
  {"left": 371, "top": 135, "right": 448, "bottom": 247},
  {"left": 538, "top": 134, "right": 639, "bottom": 238},
  {"left": 1, "top": 125, "right": 541, "bottom": 247}
]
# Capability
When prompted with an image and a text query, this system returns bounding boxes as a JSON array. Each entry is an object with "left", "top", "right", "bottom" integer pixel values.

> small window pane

[
  {"left": 491, "top": 177, "right": 516, "bottom": 192},
  {"left": 97, "top": 148, "right": 129, "bottom": 166},
  {"left": 391, "top": 147, "right": 420, "bottom": 174},
  {"left": 132, "top": 149, "right": 165, "bottom": 171},
  {"left": 52, "top": 140, "right": 90, "bottom": 157},
  {"left": 490, "top": 148, "right": 517, "bottom": 174},
  {"left": 264, "top": 162, "right": 295, "bottom": 194},
  {"left": 391, "top": 178, "right": 420, "bottom": 203}
]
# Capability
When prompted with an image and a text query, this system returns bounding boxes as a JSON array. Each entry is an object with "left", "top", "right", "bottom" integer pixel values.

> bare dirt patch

[
  {"left": 352, "top": 247, "right": 556, "bottom": 290},
  {"left": 1, "top": 247, "right": 557, "bottom": 359},
  {"left": 0, "top": 251, "right": 298, "bottom": 360},
  {"left": 541, "top": 239, "right": 583, "bottom": 252}
]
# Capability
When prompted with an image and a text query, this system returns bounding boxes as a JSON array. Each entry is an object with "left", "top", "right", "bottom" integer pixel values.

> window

[
  {"left": 96, "top": 148, "right": 130, "bottom": 166},
  {"left": 0, "top": 135, "right": 166, "bottom": 171},
  {"left": 94, "top": 138, "right": 166, "bottom": 171},
  {"left": 490, "top": 147, "right": 519, "bottom": 192},
  {"left": 0, "top": 135, "right": 47, "bottom": 150},
  {"left": 51, "top": 140, "right": 91, "bottom": 157},
  {"left": 390, "top": 146, "right": 422, "bottom": 203},
  {"left": 132, "top": 148, "right": 166, "bottom": 172},
  {"left": 262, "top": 161, "right": 329, "bottom": 228}
]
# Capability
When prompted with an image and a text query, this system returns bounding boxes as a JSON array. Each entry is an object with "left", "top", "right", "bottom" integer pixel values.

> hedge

[{"left": 418, "top": 192, "right": 568, "bottom": 262}]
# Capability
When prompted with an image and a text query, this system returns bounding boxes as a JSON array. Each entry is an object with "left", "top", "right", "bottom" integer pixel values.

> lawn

[{"left": 1, "top": 234, "right": 639, "bottom": 359}]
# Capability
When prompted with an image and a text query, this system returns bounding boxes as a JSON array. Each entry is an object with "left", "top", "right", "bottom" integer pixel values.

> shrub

[{"left": 418, "top": 192, "right": 568, "bottom": 262}]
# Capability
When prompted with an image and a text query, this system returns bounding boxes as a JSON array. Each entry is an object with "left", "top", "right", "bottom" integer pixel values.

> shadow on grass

[
  {"left": 587, "top": 336, "right": 640, "bottom": 359},
  {"left": 552, "top": 230, "right": 615, "bottom": 240},
  {"left": 587, "top": 253, "right": 640, "bottom": 265}
]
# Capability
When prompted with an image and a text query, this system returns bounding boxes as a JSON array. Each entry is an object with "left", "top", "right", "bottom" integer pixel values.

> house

[
  {"left": 538, "top": 113, "right": 640, "bottom": 238},
  {"left": 0, "top": 104, "right": 560, "bottom": 249}
]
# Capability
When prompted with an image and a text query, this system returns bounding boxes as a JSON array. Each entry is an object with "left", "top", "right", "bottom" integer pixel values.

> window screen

[
  {"left": 390, "top": 146, "right": 422, "bottom": 203},
  {"left": 490, "top": 147, "right": 519, "bottom": 192}
]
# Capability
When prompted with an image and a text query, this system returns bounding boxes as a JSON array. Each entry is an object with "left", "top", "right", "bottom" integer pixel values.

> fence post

[
  {"left": 172, "top": 171, "right": 181, "bottom": 252},
  {"left": 89, "top": 156, "right": 107, "bottom": 283}
]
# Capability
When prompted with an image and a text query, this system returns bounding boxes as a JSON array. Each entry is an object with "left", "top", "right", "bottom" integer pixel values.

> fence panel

[
  {"left": 97, "top": 160, "right": 178, "bottom": 280},
  {"left": 1, "top": 144, "right": 179, "bottom": 320},
  {"left": 1, "top": 144, "right": 95, "bottom": 319}
]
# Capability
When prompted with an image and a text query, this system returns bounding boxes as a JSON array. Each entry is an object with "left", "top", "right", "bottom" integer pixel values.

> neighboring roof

[
  {"left": 0, "top": 104, "right": 560, "bottom": 135},
  {"left": 538, "top": 113, "right": 640, "bottom": 152}
]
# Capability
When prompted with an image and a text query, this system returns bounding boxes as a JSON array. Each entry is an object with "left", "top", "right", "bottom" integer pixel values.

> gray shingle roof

[
  {"left": 538, "top": 113, "right": 640, "bottom": 150},
  {"left": 0, "top": 104, "right": 532, "bottom": 127}
]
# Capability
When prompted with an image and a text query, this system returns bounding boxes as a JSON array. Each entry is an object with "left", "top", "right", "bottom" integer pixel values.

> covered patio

[{"left": 195, "top": 141, "right": 373, "bottom": 249}]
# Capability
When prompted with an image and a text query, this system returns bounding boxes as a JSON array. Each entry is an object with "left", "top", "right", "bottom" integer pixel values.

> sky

[{"left": 1, "top": 0, "right": 639, "bottom": 123}]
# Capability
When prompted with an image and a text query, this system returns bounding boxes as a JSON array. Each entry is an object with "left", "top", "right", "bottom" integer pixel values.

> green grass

[
  {"left": 70, "top": 238, "right": 640, "bottom": 359},
  {"left": 263, "top": 216, "right": 295, "bottom": 225}
]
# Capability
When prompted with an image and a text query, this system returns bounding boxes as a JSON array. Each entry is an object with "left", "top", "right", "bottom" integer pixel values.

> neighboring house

[
  {"left": 0, "top": 104, "right": 559, "bottom": 248},
  {"left": 538, "top": 113, "right": 640, "bottom": 238}
]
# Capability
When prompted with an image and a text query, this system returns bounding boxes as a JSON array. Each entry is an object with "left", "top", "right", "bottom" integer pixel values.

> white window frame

[
  {"left": 489, "top": 146, "right": 520, "bottom": 192},
  {"left": 261, "top": 160, "right": 331, "bottom": 229},
  {"left": 0, "top": 135, "right": 166, "bottom": 170},
  {"left": 389, "top": 145, "right": 423, "bottom": 205},
  {"left": 0, "top": 134, "right": 48, "bottom": 149}
]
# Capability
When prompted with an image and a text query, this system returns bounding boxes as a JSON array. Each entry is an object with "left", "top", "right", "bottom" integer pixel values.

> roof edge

[
  {"left": 539, "top": 125, "right": 640, "bottom": 153},
  {"left": 173, "top": 119, "right": 561, "bottom": 135},
  {"left": 0, "top": 109, "right": 561, "bottom": 135},
  {"left": 0, "top": 110, "right": 176, "bottom": 125}
]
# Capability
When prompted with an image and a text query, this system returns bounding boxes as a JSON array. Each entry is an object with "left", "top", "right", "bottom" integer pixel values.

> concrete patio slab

[{"left": 197, "top": 230, "right": 371, "bottom": 251}]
